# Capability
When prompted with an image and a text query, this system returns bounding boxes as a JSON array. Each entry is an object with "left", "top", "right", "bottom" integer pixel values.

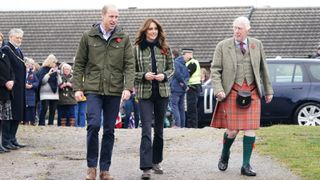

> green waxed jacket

[
  {"left": 72, "top": 25, "right": 135, "bottom": 96},
  {"left": 134, "top": 45, "right": 174, "bottom": 99}
]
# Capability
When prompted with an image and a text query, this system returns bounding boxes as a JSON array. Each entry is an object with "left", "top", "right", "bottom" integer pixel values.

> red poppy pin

[
  {"left": 250, "top": 44, "right": 256, "bottom": 49},
  {"left": 115, "top": 37, "right": 121, "bottom": 43},
  {"left": 160, "top": 49, "right": 166, "bottom": 55}
]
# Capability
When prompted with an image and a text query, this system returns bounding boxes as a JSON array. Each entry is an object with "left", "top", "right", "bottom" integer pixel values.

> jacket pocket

[
  {"left": 84, "top": 71, "right": 101, "bottom": 91},
  {"left": 109, "top": 73, "right": 124, "bottom": 93}
]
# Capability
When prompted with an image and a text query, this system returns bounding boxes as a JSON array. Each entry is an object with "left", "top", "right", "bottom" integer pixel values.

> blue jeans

[
  {"left": 86, "top": 94, "right": 120, "bottom": 171},
  {"left": 75, "top": 101, "right": 87, "bottom": 127},
  {"left": 170, "top": 92, "right": 186, "bottom": 127},
  {"left": 123, "top": 95, "right": 140, "bottom": 128}
]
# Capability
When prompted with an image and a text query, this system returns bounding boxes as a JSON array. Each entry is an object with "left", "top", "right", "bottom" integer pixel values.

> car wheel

[{"left": 294, "top": 102, "right": 320, "bottom": 126}]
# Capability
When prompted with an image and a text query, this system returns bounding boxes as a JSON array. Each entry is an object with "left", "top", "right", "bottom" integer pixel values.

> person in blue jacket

[{"left": 169, "top": 49, "right": 189, "bottom": 128}]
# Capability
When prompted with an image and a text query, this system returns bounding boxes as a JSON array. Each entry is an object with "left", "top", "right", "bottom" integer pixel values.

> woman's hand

[
  {"left": 145, "top": 72, "right": 155, "bottom": 81},
  {"left": 154, "top": 73, "right": 165, "bottom": 81}
]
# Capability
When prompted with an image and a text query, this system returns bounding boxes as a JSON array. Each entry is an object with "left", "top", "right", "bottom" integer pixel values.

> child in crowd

[{"left": 24, "top": 58, "right": 39, "bottom": 125}]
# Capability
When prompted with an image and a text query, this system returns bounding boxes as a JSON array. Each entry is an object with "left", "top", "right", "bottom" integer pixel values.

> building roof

[{"left": 0, "top": 7, "right": 319, "bottom": 66}]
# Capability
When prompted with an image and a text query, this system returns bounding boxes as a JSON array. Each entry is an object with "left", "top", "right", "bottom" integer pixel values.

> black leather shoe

[
  {"left": 241, "top": 164, "right": 256, "bottom": 176},
  {"left": 12, "top": 141, "right": 26, "bottom": 148},
  {"left": 3, "top": 144, "right": 19, "bottom": 150},
  {"left": 218, "top": 154, "right": 230, "bottom": 171},
  {"left": 0, "top": 145, "right": 10, "bottom": 153}
]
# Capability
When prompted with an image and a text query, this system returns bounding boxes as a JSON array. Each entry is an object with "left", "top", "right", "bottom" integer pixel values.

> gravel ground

[{"left": 0, "top": 126, "right": 301, "bottom": 180}]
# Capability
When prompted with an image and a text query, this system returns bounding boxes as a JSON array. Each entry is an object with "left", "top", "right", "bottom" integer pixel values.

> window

[
  {"left": 268, "top": 63, "right": 303, "bottom": 83},
  {"left": 307, "top": 64, "right": 320, "bottom": 82}
]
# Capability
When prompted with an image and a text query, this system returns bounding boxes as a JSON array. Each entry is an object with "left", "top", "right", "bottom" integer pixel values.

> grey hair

[
  {"left": 42, "top": 54, "right": 58, "bottom": 67},
  {"left": 8, "top": 28, "right": 24, "bottom": 37},
  {"left": 25, "top": 57, "right": 35, "bottom": 65},
  {"left": 102, "top": 4, "right": 118, "bottom": 15},
  {"left": 233, "top": 16, "right": 251, "bottom": 30}
]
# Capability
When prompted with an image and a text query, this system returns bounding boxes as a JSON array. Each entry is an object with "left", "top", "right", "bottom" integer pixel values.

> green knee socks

[
  {"left": 221, "top": 132, "right": 236, "bottom": 157},
  {"left": 243, "top": 135, "right": 256, "bottom": 166}
]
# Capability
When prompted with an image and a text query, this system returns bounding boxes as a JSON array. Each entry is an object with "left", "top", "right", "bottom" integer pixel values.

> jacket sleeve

[
  {"left": 123, "top": 35, "right": 135, "bottom": 91},
  {"left": 259, "top": 42, "right": 274, "bottom": 95},
  {"left": 134, "top": 46, "right": 145, "bottom": 82},
  {"left": 31, "top": 74, "right": 39, "bottom": 90},
  {"left": 72, "top": 32, "right": 89, "bottom": 91},
  {"left": 210, "top": 41, "right": 225, "bottom": 96},
  {"left": 163, "top": 49, "right": 174, "bottom": 81}
]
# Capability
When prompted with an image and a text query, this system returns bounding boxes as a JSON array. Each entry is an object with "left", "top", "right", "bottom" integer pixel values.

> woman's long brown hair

[{"left": 134, "top": 18, "right": 169, "bottom": 54}]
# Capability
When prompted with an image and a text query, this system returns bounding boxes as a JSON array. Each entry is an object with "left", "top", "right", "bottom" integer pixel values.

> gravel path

[{"left": 0, "top": 126, "right": 301, "bottom": 180}]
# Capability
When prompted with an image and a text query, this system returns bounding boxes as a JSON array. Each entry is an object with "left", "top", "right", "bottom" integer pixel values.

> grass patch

[{"left": 257, "top": 125, "right": 320, "bottom": 180}]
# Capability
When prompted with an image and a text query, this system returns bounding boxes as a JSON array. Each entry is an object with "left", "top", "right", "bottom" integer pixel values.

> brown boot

[
  {"left": 99, "top": 171, "right": 114, "bottom": 180},
  {"left": 60, "top": 118, "right": 67, "bottom": 127},
  {"left": 86, "top": 167, "right": 96, "bottom": 180},
  {"left": 69, "top": 118, "right": 76, "bottom": 127}
]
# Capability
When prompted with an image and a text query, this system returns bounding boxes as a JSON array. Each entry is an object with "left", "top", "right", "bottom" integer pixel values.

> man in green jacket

[{"left": 72, "top": 4, "right": 135, "bottom": 180}]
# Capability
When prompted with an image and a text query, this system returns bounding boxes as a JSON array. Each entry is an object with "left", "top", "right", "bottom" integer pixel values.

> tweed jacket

[
  {"left": 211, "top": 37, "right": 274, "bottom": 98},
  {"left": 134, "top": 45, "right": 174, "bottom": 99},
  {"left": 72, "top": 24, "right": 135, "bottom": 96}
]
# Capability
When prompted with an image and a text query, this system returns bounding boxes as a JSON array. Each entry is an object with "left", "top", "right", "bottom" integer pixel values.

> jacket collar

[
  {"left": 140, "top": 39, "right": 160, "bottom": 51},
  {"left": 88, "top": 23, "right": 125, "bottom": 39}
]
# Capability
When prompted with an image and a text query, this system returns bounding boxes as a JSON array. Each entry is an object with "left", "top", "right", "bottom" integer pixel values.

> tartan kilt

[
  {"left": 0, "top": 100, "right": 13, "bottom": 121},
  {"left": 211, "top": 82, "right": 261, "bottom": 130}
]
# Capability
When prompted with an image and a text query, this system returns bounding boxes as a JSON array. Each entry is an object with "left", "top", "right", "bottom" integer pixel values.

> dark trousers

[
  {"left": 86, "top": 94, "right": 120, "bottom": 171},
  {"left": 187, "top": 87, "right": 199, "bottom": 128},
  {"left": 2, "top": 120, "right": 19, "bottom": 146},
  {"left": 123, "top": 95, "right": 140, "bottom": 128},
  {"left": 24, "top": 106, "right": 36, "bottom": 124},
  {"left": 39, "top": 100, "right": 58, "bottom": 126},
  {"left": 139, "top": 94, "right": 168, "bottom": 170}
]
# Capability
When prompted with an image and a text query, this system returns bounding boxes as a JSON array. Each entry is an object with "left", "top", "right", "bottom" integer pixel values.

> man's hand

[
  {"left": 121, "top": 89, "right": 131, "bottom": 101},
  {"left": 216, "top": 91, "right": 226, "bottom": 101},
  {"left": 5, "top": 80, "right": 14, "bottom": 90},
  {"left": 26, "top": 83, "right": 32, "bottom": 89},
  {"left": 75, "top": 91, "right": 84, "bottom": 101},
  {"left": 265, "top": 95, "right": 273, "bottom": 104}
]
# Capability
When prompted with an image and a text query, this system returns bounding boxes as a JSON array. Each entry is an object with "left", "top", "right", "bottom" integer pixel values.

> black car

[{"left": 198, "top": 58, "right": 320, "bottom": 127}]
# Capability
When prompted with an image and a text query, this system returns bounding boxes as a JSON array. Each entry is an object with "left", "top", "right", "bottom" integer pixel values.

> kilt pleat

[
  {"left": 0, "top": 100, "right": 13, "bottom": 121},
  {"left": 211, "top": 82, "right": 261, "bottom": 130}
]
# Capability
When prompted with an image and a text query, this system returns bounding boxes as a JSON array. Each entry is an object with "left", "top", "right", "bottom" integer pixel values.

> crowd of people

[{"left": 0, "top": 3, "right": 284, "bottom": 180}]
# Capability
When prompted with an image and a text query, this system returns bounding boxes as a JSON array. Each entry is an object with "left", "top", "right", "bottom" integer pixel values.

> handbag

[{"left": 232, "top": 87, "right": 256, "bottom": 108}]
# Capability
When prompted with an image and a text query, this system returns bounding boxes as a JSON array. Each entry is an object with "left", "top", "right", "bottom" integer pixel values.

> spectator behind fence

[
  {"left": 37, "top": 54, "right": 61, "bottom": 126},
  {"left": 72, "top": 4, "right": 135, "bottom": 180},
  {"left": 134, "top": 18, "right": 174, "bottom": 179}
]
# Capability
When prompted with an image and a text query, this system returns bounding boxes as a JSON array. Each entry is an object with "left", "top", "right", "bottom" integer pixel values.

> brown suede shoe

[
  {"left": 99, "top": 171, "right": 114, "bottom": 180},
  {"left": 86, "top": 167, "right": 96, "bottom": 180}
]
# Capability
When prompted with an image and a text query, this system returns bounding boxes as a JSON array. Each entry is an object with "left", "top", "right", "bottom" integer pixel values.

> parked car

[{"left": 198, "top": 58, "right": 320, "bottom": 127}]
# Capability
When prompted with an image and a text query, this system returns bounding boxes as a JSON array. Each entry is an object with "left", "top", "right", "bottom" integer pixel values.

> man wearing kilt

[{"left": 210, "top": 16, "right": 273, "bottom": 176}]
